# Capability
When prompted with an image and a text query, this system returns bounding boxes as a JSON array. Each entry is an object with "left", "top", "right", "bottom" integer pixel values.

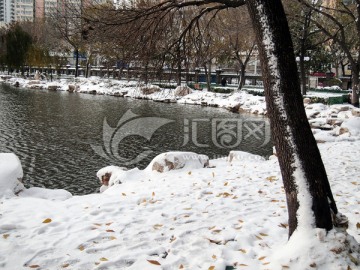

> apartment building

[
  {"left": 0, "top": 0, "right": 15, "bottom": 26},
  {"left": 15, "top": 0, "right": 33, "bottom": 22}
]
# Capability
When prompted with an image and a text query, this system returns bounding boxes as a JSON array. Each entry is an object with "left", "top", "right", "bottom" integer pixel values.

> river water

[{"left": 0, "top": 83, "right": 272, "bottom": 195}]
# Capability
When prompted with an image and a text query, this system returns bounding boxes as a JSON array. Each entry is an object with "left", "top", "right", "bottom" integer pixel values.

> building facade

[{"left": 0, "top": 0, "right": 15, "bottom": 26}]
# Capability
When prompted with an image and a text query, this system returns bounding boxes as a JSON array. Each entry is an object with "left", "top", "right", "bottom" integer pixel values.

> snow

[
  {"left": 1, "top": 141, "right": 359, "bottom": 269},
  {"left": 0, "top": 76, "right": 360, "bottom": 269},
  {"left": 0, "top": 153, "right": 24, "bottom": 198}
]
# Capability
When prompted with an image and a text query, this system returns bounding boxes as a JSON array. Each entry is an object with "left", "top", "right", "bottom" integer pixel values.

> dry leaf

[
  {"left": 106, "top": 229, "right": 115, "bottom": 232},
  {"left": 188, "top": 171, "right": 192, "bottom": 175},
  {"left": 239, "top": 249, "right": 247, "bottom": 253},
  {"left": 152, "top": 192, "right": 155, "bottom": 196},
  {"left": 147, "top": 260, "right": 161, "bottom": 265},
  {"left": 179, "top": 264, "right": 184, "bottom": 269},
  {"left": 207, "top": 238, "right": 222, "bottom": 244},
  {"left": 260, "top": 233, "right": 268, "bottom": 237},
  {"left": 266, "top": 176, "right": 277, "bottom": 182},
  {"left": 208, "top": 226, "right": 216, "bottom": 230},
  {"left": 93, "top": 223, "right": 102, "bottom": 226},
  {"left": 122, "top": 193, "right": 126, "bottom": 196},
  {"left": 208, "top": 266, "right": 215, "bottom": 270},
  {"left": 62, "top": 263, "right": 70, "bottom": 268},
  {"left": 3, "top": 234, "right": 9, "bottom": 239},
  {"left": 258, "top": 256, "right": 266, "bottom": 261},
  {"left": 212, "top": 230, "right": 222, "bottom": 233},
  {"left": 110, "top": 236, "right": 117, "bottom": 240},
  {"left": 100, "top": 257, "right": 108, "bottom": 261},
  {"left": 212, "top": 172, "right": 215, "bottom": 177},
  {"left": 279, "top": 223, "right": 288, "bottom": 228},
  {"left": 351, "top": 182, "right": 358, "bottom": 185},
  {"left": 282, "top": 266, "right": 290, "bottom": 269},
  {"left": 78, "top": 245, "right": 85, "bottom": 251},
  {"left": 256, "top": 235, "right": 263, "bottom": 240},
  {"left": 153, "top": 224, "right": 163, "bottom": 229},
  {"left": 105, "top": 222, "right": 113, "bottom": 226},
  {"left": 224, "top": 182, "right": 228, "bottom": 186},
  {"left": 212, "top": 255, "right": 217, "bottom": 259},
  {"left": 356, "top": 222, "right": 360, "bottom": 229},
  {"left": 29, "top": 265, "right": 40, "bottom": 269},
  {"left": 239, "top": 264, "right": 248, "bottom": 267},
  {"left": 42, "top": 218, "right": 52, "bottom": 224},
  {"left": 271, "top": 199, "right": 279, "bottom": 202}
]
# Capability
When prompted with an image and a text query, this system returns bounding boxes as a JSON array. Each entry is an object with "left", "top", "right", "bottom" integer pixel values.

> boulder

[
  {"left": 68, "top": 84, "right": 78, "bottom": 93},
  {"left": 175, "top": 85, "right": 192, "bottom": 96},
  {"left": 352, "top": 108, "right": 360, "bottom": 117},
  {"left": 47, "top": 84, "right": 59, "bottom": 91},
  {"left": 303, "top": 97, "right": 311, "bottom": 104},
  {"left": 34, "top": 71, "right": 41, "bottom": 80},
  {"left": 148, "top": 152, "right": 209, "bottom": 173},
  {"left": 140, "top": 85, "right": 161, "bottom": 95},
  {"left": 96, "top": 166, "right": 129, "bottom": 192},
  {"left": 338, "top": 127, "right": 349, "bottom": 136},
  {"left": 0, "top": 153, "right": 24, "bottom": 197}
]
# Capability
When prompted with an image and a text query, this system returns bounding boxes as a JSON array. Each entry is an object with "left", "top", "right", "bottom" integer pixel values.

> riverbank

[
  {"left": 1, "top": 141, "right": 360, "bottom": 269},
  {"left": 1, "top": 75, "right": 360, "bottom": 143},
  {"left": 1, "top": 76, "right": 360, "bottom": 268}
]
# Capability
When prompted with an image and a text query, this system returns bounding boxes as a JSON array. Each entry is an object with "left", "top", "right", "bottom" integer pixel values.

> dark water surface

[{"left": 0, "top": 83, "right": 272, "bottom": 194}]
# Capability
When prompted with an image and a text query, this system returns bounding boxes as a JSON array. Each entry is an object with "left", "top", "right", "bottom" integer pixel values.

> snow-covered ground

[{"left": 0, "top": 76, "right": 360, "bottom": 269}]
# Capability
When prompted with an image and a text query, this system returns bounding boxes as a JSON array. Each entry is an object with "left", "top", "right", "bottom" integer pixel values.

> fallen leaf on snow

[
  {"left": 147, "top": 260, "right": 161, "bottom": 265},
  {"left": 99, "top": 257, "right": 108, "bottom": 261},
  {"left": 3, "top": 234, "right": 9, "bottom": 239},
  {"left": 42, "top": 218, "right": 52, "bottom": 224}
]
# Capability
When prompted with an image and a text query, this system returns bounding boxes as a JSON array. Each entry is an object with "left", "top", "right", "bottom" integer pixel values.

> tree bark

[
  {"left": 75, "top": 48, "right": 79, "bottom": 78},
  {"left": 351, "top": 64, "right": 360, "bottom": 107},
  {"left": 246, "top": 0, "right": 338, "bottom": 237},
  {"left": 238, "top": 63, "right": 246, "bottom": 90}
]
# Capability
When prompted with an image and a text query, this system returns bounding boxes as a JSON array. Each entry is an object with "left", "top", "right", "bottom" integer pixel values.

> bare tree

[
  {"left": 216, "top": 7, "right": 256, "bottom": 90},
  {"left": 81, "top": 0, "right": 347, "bottom": 238},
  {"left": 299, "top": 0, "right": 360, "bottom": 106}
]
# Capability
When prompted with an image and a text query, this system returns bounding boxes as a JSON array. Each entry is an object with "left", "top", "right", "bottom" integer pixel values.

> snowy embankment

[
  {"left": 2, "top": 76, "right": 267, "bottom": 114},
  {"left": 1, "top": 144, "right": 360, "bottom": 269},
  {"left": 1, "top": 76, "right": 360, "bottom": 269}
]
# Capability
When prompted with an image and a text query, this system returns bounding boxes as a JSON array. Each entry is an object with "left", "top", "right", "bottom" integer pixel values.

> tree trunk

[
  {"left": 205, "top": 62, "right": 212, "bottom": 91},
  {"left": 75, "top": 48, "right": 79, "bottom": 78},
  {"left": 238, "top": 63, "right": 246, "bottom": 90},
  {"left": 351, "top": 64, "right": 360, "bottom": 107},
  {"left": 177, "top": 47, "right": 182, "bottom": 86},
  {"left": 299, "top": 54, "right": 307, "bottom": 95},
  {"left": 246, "top": 0, "right": 338, "bottom": 237}
]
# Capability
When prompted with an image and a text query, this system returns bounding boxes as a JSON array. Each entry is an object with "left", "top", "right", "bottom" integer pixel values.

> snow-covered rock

[
  {"left": 174, "top": 85, "right": 192, "bottom": 96},
  {"left": 0, "top": 153, "right": 24, "bottom": 197},
  {"left": 147, "top": 152, "right": 209, "bottom": 173},
  {"left": 340, "top": 118, "right": 360, "bottom": 137}
]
